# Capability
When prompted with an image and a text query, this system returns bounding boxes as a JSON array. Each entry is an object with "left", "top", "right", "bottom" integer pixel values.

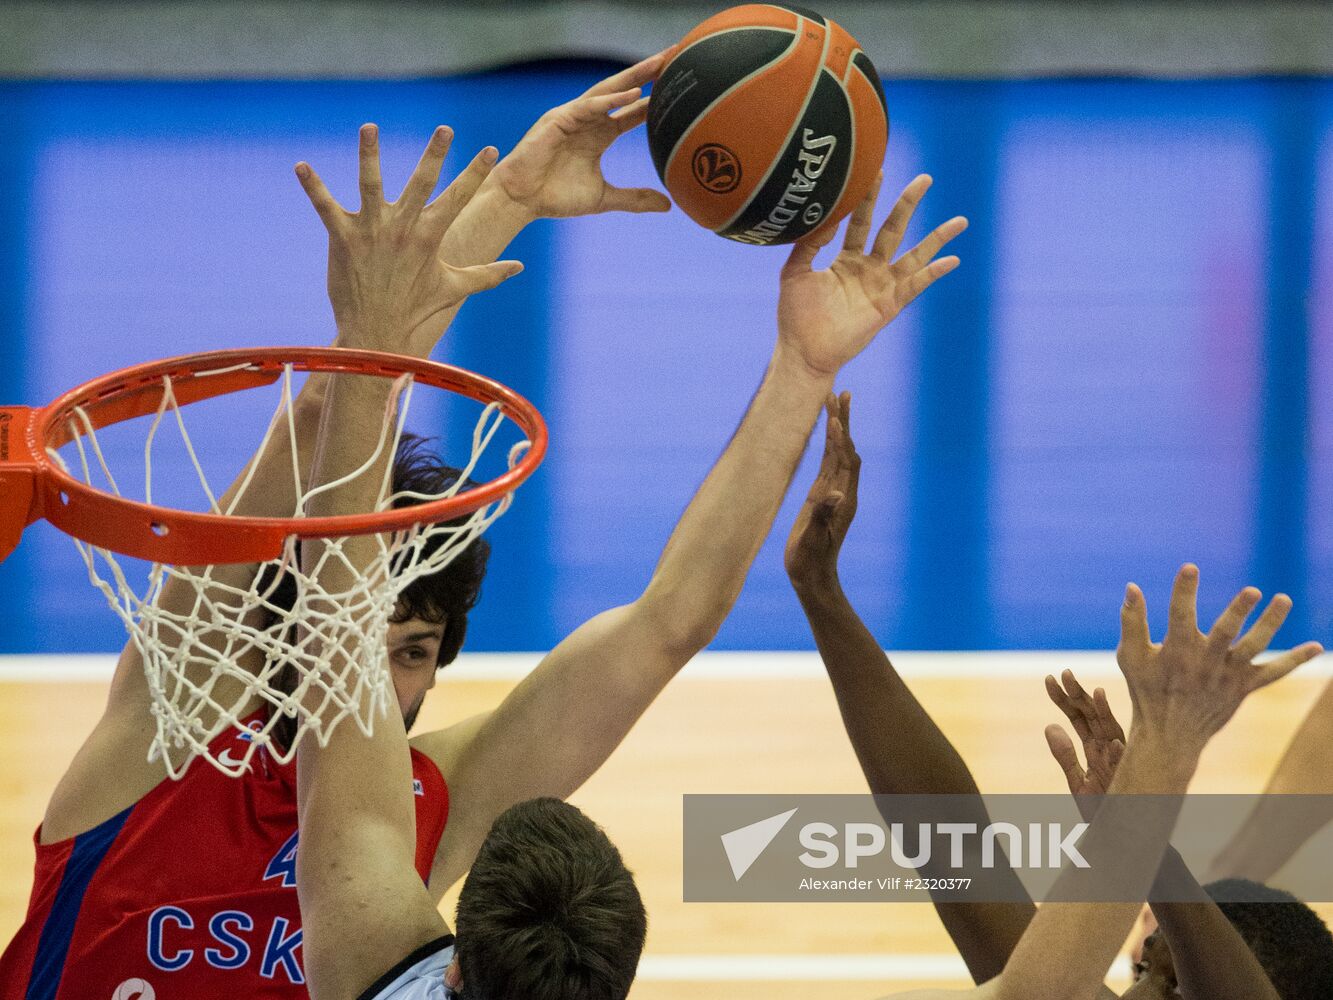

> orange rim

[{"left": 2, "top": 347, "right": 547, "bottom": 565}]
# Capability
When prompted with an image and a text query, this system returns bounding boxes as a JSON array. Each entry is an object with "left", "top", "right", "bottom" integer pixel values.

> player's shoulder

[{"left": 408, "top": 711, "right": 491, "bottom": 779}]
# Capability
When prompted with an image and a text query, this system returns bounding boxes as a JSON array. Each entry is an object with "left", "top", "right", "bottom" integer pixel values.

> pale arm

[
  {"left": 40, "top": 57, "right": 662, "bottom": 842},
  {"left": 1046, "top": 671, "right": 1281, "bottom": 1000},
  {"left": 296, "top": 370, "right": 449, "bottom": 1000},
  {"left": 994, "top": 734, "right": 1195, "bottom": 1000},
  {"left": 291, "top": 123, "right": 516, "bottom": 1000},
  {"left": 38, "top": 126, "right": 514, "bottom": 844},
  {"left": 1207, "top": 677, "right": 1333, "bottom": 883},
  {"left": 997, "top": 568, "right": 1320, "bottom": 1000},
  {"left": 424, "top": 351, "right": 847, "bottom": 892},
  {"left": 421, "top": 174, "right": 969, "bottom": 895}
]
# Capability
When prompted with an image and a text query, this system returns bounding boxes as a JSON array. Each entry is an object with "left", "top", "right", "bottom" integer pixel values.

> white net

[{"left": 48, "top": 361, "right": 526, "bottom": 778}]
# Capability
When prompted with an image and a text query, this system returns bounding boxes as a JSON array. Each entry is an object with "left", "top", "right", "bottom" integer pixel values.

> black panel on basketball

[
  {"left": 853, "top": 51, "right": 888, "bottom": 117},
  {"left": 719, "top": 68, "right": 853, "bottom": 245},
  {"left": 765, "top": 2, "right": 826, "bottom": 26},
  {"left": 646, "top": 27, "right": 796, "bottom": 181}
]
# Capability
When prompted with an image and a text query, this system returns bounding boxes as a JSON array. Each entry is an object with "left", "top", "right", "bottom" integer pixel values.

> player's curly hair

[
  {"left": 454, "top": 797, "right": 647, "bottom": 1000},
  {"left": 260, "top": 432, "right": 490, "bottom": 749},
  {"left": 1204, "top": 878, "right": 1333, "bottom": 999},
  {"left": 384, "top": 432, "right": 491, "bottom": 665}
]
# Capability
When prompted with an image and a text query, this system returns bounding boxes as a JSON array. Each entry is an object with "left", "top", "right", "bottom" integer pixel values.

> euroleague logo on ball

[{"left": 691, "top": 144, "right": 742, "bottom": 194}]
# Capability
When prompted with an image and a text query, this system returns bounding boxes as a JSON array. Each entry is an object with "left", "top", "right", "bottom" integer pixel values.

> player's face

[
  {"left": 387, "top": 616, "right": 446, "bottom": 733},
  {"left": 1121, "top": 934, "right": 1179, "bottom": 998}
]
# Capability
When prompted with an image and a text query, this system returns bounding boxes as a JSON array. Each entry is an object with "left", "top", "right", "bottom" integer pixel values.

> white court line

[
  {"left": 634, "top": 953, "right": 1132, "bottom": 982},
  {"left": 1, "top": 650, "right": 1330, "bottom": 683}
]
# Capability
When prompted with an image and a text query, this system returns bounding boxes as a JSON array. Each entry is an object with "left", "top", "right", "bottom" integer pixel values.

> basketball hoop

[{"left": 0, "top": 347, "right": 547, "bottom": 777}]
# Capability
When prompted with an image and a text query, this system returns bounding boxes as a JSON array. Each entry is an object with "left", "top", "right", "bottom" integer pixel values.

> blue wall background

[{"left": 0, "top": 69, "right": 1330, "bottom": 653}]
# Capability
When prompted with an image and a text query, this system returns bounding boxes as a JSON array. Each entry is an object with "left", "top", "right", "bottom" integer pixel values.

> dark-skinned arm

[{"left": 784, "top": 400, "right": 1033, "bottom": 986}]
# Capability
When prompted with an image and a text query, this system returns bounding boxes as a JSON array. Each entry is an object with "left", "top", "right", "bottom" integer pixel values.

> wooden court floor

[{"left": 1, "top": 658, "right": 1329, "bottom": 998}]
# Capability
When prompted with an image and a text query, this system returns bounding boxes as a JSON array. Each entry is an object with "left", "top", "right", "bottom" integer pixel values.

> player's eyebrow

[{"left": 395, "top": 629, "right": 442, "bottom": 644}]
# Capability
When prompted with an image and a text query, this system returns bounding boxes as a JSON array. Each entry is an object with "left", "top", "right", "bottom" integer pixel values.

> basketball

[{"left": 647, "top": 3, "right": 888, "bottom": 245}]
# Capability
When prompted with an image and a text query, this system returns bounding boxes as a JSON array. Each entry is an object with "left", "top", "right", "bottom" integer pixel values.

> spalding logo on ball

[{"left": 648, "top": 2, "right": 889, "bottom": 245}]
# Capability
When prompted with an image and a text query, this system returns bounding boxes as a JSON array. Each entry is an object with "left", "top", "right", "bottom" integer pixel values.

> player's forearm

[
  {"left": 298, "top": 372, "right": 414, "bottom": 833},
  {"left": 1208, "top": 679, "right": 1333, "bottom": 882},
  {"left": 797, "top": 581, "right": 1036, "bottom": 982},
  {"left": 637, "top": 343, "right": 834, "bottom": 650},
  {"left": 297, "top": 731, "right": 438, "bottom": 1000},
  {"left": 302, "top": 372, "right": 398, "bottom": 595},
  {"left": 1149, "top": 847, "right": 1280, "bottom": 1000},
  {"left": 796, "top": 583, "right": 982, "bottom": 798},
  {"left": 996, "top": 735, "right": 1197, "bottom": 1000}
]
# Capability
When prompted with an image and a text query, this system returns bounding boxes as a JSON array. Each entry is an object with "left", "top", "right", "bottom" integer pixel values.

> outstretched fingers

[
  {"left": 1046, "top": 673, "right": 1094, "bottom": 743},
  {"left": 1119, "top": 582, "right": 1152, "bottom": 655},
  {"left": 1046, "top": 674, "right": 1083, "bottom": 728},
  {"left": 1206, "top": 585, "right": 1262, "bottom": 651},
  {"left": 898, "top": 254, "right": 962, "bottom": 309},
  {"left": 1232, "top": 593, "right": 1293, "bottom": 661},
  {"left": 583, "top": 46, "right": 675, "bottom": 98},
  {"left": 1063, "top": 671, "right": 1103, "bottom": 736},
  {"left": 396, "top": 126, "right": 454, "bottom": 217},
  {"left": 295, "top": 161, "right": 346, "bottom": 234},
  {"left": 1165, "top": 563, "right": 1200, "bottom": 640},
  {"left": 1251, "top": 641, "right": 1324, "bottom": 691},
  {"left": 840, "top": 173, "right": 882, "bottom": 255},
  {"left": 572, "top": 87, "right": 643, "bottom": 124},
  {"left": 1044, "top": 724, "right": 1087, "bottom": 796},
  {"left": 870, "top": 174, "right": 932, "bottom": 262},
  {"left": 422, "top": 145, "right": 499, "bottom": 240},
  {"left": 357, "top": 123, "right": 384, "bottom": 218},
  {"left": 610, "top": 95, "right": 652, "bottom": 133},
  {"left": 892, "top": 214, "right": 969, "bottom": 275}
]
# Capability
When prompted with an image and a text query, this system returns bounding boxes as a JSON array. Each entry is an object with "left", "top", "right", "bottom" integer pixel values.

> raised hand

[
  {"left": 1117, "top": 564, "right": 1323, "bottom": 753},
  {"left": 1044, "top": 669, "right": 1127, "bottom": 801},
  {"left": 296, "top": 124, "right": 523, "bottom": 353},
  {"left": 777, "top": 173, "right": 967, "bottom": 378},
  {"left": 488, "top": 50, "right": 675, "bottom": 219},
  {"left": 784, "top": 391, "right": 859, "bottom": 591}
]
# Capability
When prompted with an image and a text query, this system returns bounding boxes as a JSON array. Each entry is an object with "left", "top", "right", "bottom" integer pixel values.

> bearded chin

[{"left": 403, "top": 696, "right": 423, "bottom": 734}]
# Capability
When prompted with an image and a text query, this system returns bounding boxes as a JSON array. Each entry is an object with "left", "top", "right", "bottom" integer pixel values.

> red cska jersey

[{"left": 0, "top": 714, "right": 449, "bottom": 1000}]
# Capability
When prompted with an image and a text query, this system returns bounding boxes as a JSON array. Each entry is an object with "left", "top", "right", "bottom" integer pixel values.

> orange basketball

[{"left": 647, "top": 3, "right": 889, "bottom": 245}]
